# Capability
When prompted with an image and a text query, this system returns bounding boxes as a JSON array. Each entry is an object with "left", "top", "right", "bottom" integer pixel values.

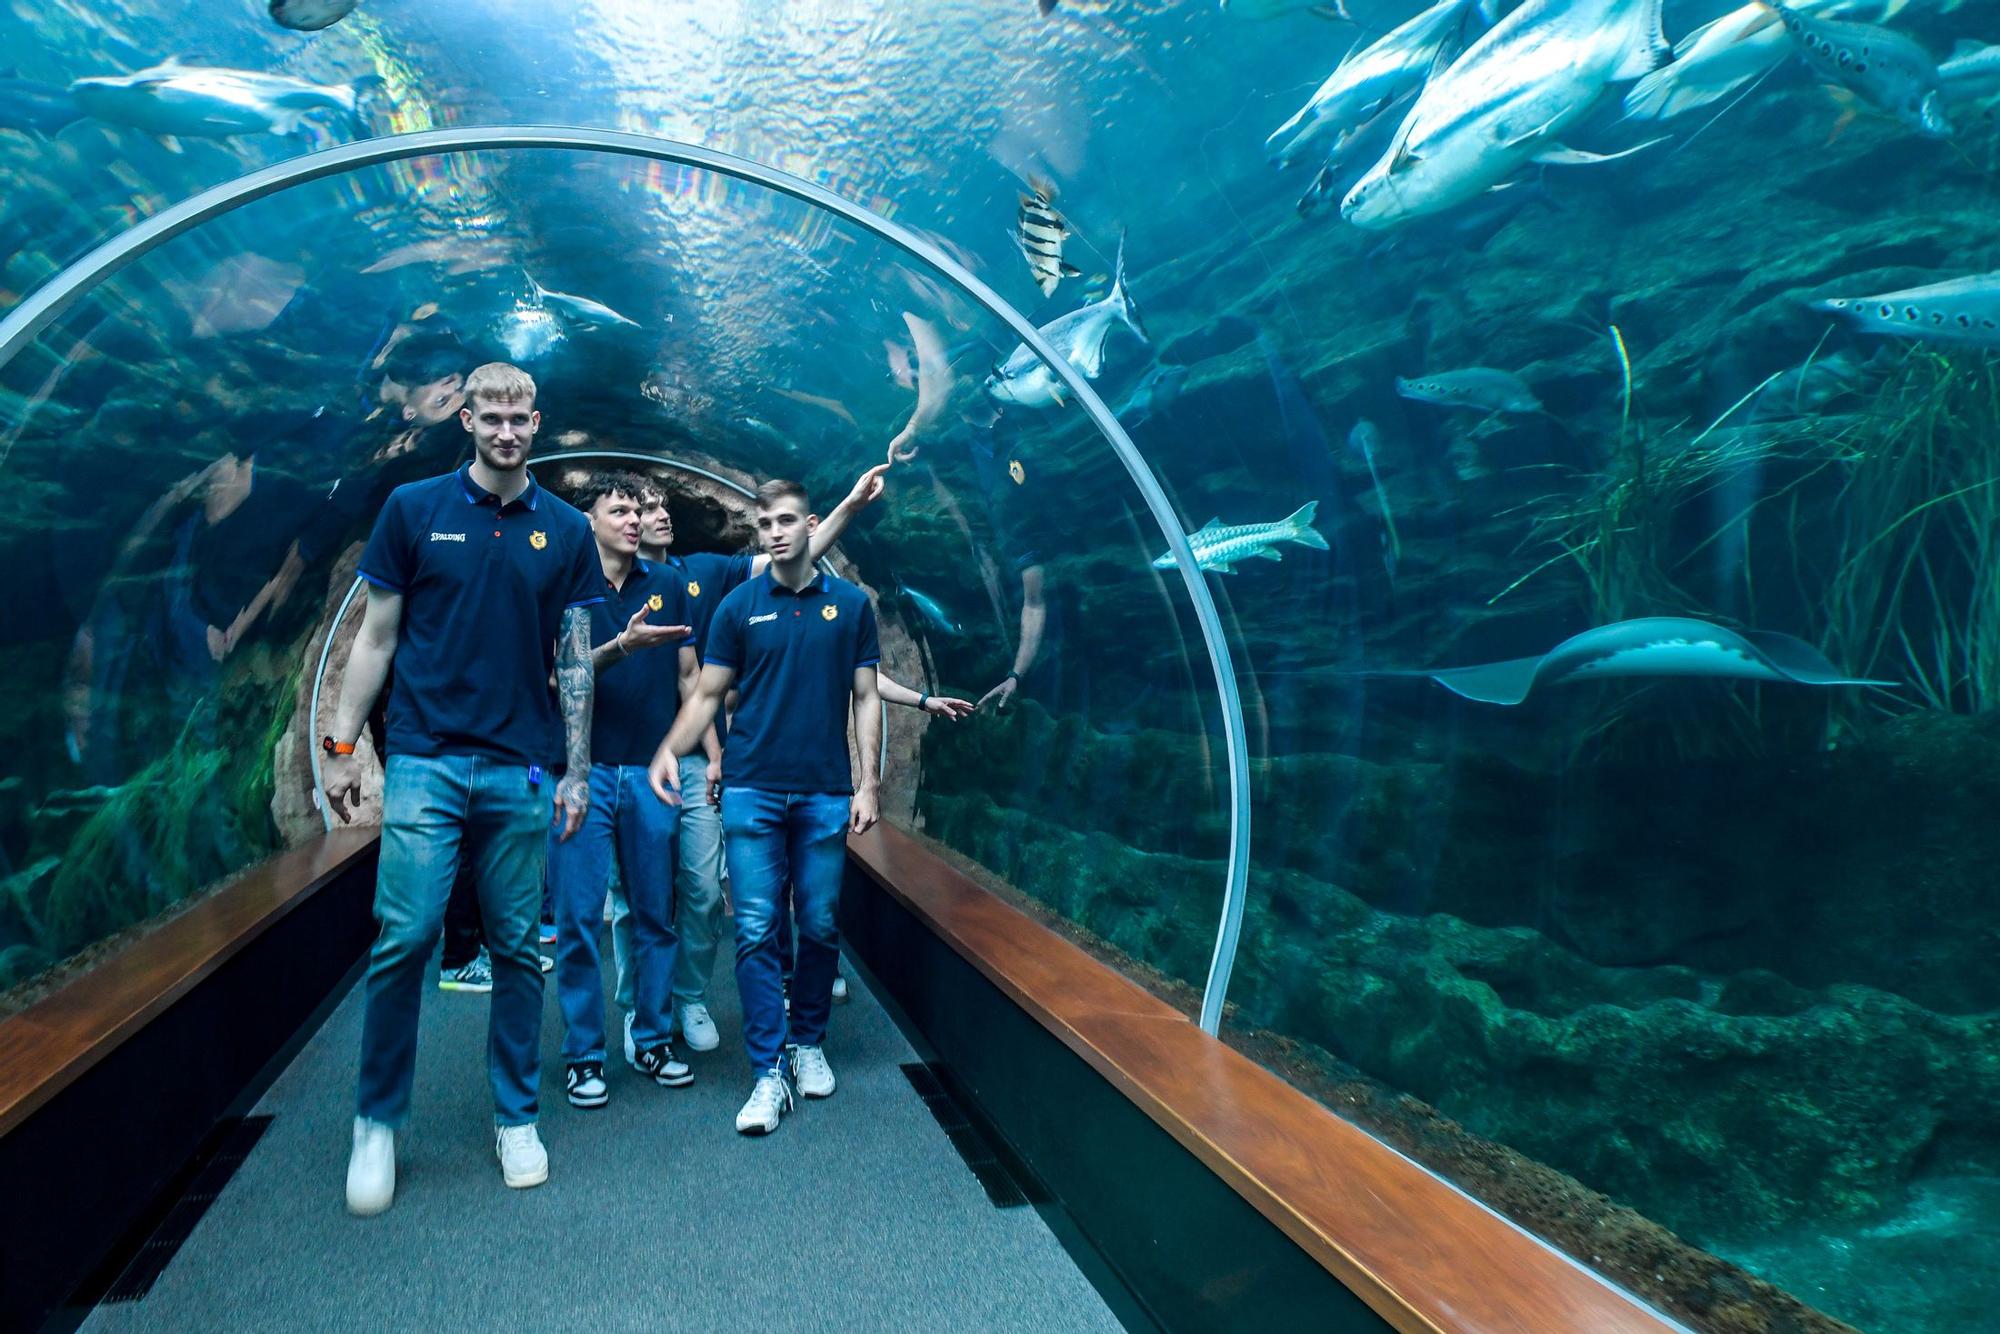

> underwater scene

[{"left": 5, "top": 0, "right": 2000, "bottom": 1328}]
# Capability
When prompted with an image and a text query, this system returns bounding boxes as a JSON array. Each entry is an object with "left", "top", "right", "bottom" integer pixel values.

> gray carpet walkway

[{"left": 82, "top": 926, "right": 1124, "bottom": 1334}]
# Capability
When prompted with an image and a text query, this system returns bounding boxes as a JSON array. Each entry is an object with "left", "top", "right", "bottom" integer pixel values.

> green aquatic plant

[{"left": 1814, "top": 351, "right": 2000, "bottom": 717}]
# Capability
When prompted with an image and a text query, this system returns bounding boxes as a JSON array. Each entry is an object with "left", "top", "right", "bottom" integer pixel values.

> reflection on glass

[{"left": 6, "top": 0, "right": 2000, "bottom": 1327}]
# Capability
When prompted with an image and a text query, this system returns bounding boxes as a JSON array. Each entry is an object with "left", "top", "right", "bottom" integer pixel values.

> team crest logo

[
  {"left": 1008, "top": 459, "right": 1026, "bottom": 485},
  {"left": 529, "top": 530, "right": 548, "bottom": 550},
  {"left": 821, "top": 604, "right": 839, "bottom": 621},
  {"left": 687, "top": 580, "right": 701, "bottom": 598},
  {"left": 647, "top": 593, "right": 663, "bottom": 612}
]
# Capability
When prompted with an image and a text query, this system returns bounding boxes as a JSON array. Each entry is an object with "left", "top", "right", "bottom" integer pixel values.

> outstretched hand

[
  {"left": 977, "top": 677, "right": 1019, "bottom": 713},
  {"left": 924, "top": 694, "right": 976, "bottom": 721},
  {"left": 619, "top": 608, "right": 691, "bottom": 654}
]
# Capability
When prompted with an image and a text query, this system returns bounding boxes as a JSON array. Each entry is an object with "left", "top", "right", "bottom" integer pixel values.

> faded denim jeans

[
  {"left": 721, "top": 787, "right": 850, "bottom": 1074},
  {"left": 356, "top": 753, "right": 548, "bottom": 1128}
]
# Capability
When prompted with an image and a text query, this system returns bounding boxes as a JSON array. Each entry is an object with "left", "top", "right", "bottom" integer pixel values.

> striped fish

[
  {"left": 1152, "top": 502, "right": 1330, "bottom": 574},
  {"left": 1016, "top": 182, "right": 1082, "bottom": 298}
]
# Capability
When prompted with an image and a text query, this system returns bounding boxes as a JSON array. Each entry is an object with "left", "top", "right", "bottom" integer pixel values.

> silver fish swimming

[
  {"left": 987, "top": 233, "right": 1147, "bottom": 409},
  {"left": 1152, "top": 502, "right": 1329, "bottom": 574},
  {"left": 1396, "top": 367, "right": 1544, "bottom": 413},
  {"left": 1265, "top": 0, "right": 1483, "bottom": 167},
  {"left": 68, "top": 60, "right": 381, "bottom": 139},
  {"left": 269, "top": 0, "right": 360, "bottom": 31},
  {"left": 1764, "top": 0, "right": 1950, "bottom": 137},
  {"left": 530, "top": 275, "right": 640, "bottom": 328},
  {"left": 1016, "top": 182, "right": 1081, "bottom": 299},
  {"left": 1813, "top": 272, "right": 2000, "bottom": 346},
  {"left": 1938, "top": 39, "right": 2000, "bottom": 100},
  {"left": 1342, "top": 0, "right": 1668, "bottom": 230}
]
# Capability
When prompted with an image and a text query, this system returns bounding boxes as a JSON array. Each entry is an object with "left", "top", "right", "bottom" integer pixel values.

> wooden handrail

[
  {"left": 0, "top": 829, "right": 379, "bottom": 1138},
  {"left": 846, "top": 823, "right": 1684, "bottom": 1334}
]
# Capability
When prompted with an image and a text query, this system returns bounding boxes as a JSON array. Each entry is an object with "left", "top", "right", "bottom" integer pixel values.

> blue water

[{"left": 6, "top": 1, "right": 2000, "bottom": 1329}]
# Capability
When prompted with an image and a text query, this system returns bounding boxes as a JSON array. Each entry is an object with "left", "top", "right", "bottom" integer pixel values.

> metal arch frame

[
  {"left": 0, "top": 126, "right": 1255, "bottom": 1034},
  {"left": 304, "top": 447, "right": 870, "bottom": 827}
]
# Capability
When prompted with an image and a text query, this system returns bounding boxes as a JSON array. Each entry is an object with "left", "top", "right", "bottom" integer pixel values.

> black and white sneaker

[
  {"left": 635, "top": 1042, "right": 694, "bottom": 1088},
  {"left": 565, "top": 1061, "right": 609, "bottom": 1109}
]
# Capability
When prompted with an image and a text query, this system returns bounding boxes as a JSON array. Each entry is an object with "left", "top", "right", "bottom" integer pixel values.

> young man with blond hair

[
  {"left": 323, "top": 362, "right": 601, "bottom": 1213},
  {"left": 649, "top": 477, "right": 884, "bottom": 1135}
]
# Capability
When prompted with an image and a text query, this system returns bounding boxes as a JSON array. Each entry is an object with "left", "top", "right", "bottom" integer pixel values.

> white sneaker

[
  {"left": 622, "top": 1010, "right": 638, "bottom": 1069},
  {"left": 495, "top": 1123, "right": 549, "bottom": 1189},
  {"left": 791, "top": 1044, "right": 836, "bottom": 1099},
  {"left": 831, "top": 973, "right": 849, "bottom": 1004},
  {"left": 678, "top": 1001, "right": 720, "bottom": 1052},
  {"left": 735, "top": 1069, "right": 793, "bottom": 1135},
  {"left": 345, "top": 1117, "right": 395, "bottom": 1216}
]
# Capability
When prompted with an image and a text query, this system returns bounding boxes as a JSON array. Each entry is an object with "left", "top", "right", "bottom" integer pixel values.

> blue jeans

[
  {"left": 721, "top": 787, "right": 850, "bottom": 1073},
  {"left": 549, "top": 764, "right": 679, "bottom": 1065},
  {"left": 610, "top": 752, "right": 725, "bottom": 1011},
  {"left": 357, "top": 754, "right": 548, "bottom": 1128}
]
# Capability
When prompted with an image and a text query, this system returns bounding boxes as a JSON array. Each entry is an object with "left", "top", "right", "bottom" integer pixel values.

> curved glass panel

[{"left": 5, "top": 2, "right": 1998, "bottom": 1330}]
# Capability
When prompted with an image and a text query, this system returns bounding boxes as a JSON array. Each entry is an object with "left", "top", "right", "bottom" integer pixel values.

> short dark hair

[
  {"left": 573, "top": 469, "right": 648, "bottom": 514},
  {"left": 755, "top": 477, "right": 810, "bottom": 512},
  {"left": 380, "top": 332, "right": 465, "bottom": 387}
]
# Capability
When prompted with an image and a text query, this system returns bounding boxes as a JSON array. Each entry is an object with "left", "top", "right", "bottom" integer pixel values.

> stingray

[{"left": 1415, "top": 616, "right": 1895, "bottom": 705}]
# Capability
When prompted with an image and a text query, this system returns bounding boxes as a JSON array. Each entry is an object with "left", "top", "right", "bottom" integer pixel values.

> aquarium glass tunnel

[{"left": 3, "top": 1, "right": 1998, "bottom": 1331}]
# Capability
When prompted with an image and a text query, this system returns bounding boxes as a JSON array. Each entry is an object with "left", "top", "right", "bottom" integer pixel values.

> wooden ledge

[
  {"left": 846, "top": 823, "right": 1682, "bottom": 1334},
  {"left": 0, "top": 828, "right": 380, "bottom": 1138}
]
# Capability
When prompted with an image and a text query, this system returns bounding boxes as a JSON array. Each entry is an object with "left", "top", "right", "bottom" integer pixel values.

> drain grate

[
  {"left": 101, "top": 1115, "right": 274, "bottom": 1303},
  {"left": 901, "top": 1062, "right": 1041, "bottom": 1209}
]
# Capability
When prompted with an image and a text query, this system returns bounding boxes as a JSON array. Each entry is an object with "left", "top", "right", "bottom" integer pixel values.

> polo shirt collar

[
  {"left": 457, "top": 463, "right": 541, "bottom": 513},
  {"left": 764, "top": 568, "right": 824, "bottom": 598}
]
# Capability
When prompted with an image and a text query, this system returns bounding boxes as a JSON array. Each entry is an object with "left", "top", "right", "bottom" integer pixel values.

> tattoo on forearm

[{"left": 558, "top": 606, "right": 593, "bottom": 774}]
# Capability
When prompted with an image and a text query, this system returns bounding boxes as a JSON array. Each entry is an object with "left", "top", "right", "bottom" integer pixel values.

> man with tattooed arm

[{"left": 320, "top": 362, "right": 604, "bottom": 1214}]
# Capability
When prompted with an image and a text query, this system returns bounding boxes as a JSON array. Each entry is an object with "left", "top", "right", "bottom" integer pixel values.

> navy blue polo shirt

[
  {"left": 358, "top": 465, "right": 602, "bottom": 767},
  {"left": 656, "top": 549, "right": 754, "bottom": 648},
  {"left": 702, "top": 570, "right": 881, "bottom": 794},
  {"left": 589, "top": 558, "right": 696, "bottom": 767},
  {"left": 658, "top": 549, "right": 755, "bottom": 744}
]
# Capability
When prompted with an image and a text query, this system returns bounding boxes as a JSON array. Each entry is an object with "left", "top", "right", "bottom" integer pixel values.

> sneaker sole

[
  {"left": 501, "top": 1162, "right": 549, "bottom": 1189},
  {"left": 652, "top": 1069, "right": 695, "bottom": 1088},
  {"left": 798, "top": 1082, "right": 835, "bottom": 1099},
  {"left": 735, "top": 1117, "right": 781, "bottom": 1135},
  {"left": 437, "top": 982, "right": 492, "bottom": 993},
  {"left": 681, "top": 1031, "right": 720, "bottom": 1052},
  {"left": 567, "top": 1090, "right": 609, "bottom": 1109}
]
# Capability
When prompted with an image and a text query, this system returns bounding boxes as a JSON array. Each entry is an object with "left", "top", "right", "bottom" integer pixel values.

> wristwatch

[{"left": 321, "top": 735, "right": 357, "bottom": 756}]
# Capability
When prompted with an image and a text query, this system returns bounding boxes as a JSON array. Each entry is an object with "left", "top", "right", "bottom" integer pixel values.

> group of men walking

[{"left": 320, "top": 362, "right": 969, "bottom": 1215}]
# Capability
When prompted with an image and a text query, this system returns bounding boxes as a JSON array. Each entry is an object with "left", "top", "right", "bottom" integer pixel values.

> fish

[
  {"left": 1341, "top": 0, "right": 1668, "bottom": 230},
  {"left": 1349, "top": 420, "right": 1402, "bottom": 577},
  {"left": 1622, "top": 2, "right": 1791, "bottom": 120},
  {"left": 1812, "top": 272, "right": 2000, "bottom": 346},
  {"left": 1115, "top": 363, "right": 1188, "bottom": 428},
  {"left": 1296, "top": 99, "right": 1410, "bottom": 217},
  {"left": 361, "top": 234, "right": 516, "bottom": 275},
  {"left": 986, "top": 232, "right": 1148, "bottom": 409},
  {"left": 1764, "top": 0, "right": 1950, "bottom": 137},
  {"left": 1152, "top": 502, "right": 1330, "bottom": 574},
  {"left": 1016, "top": 181, "right": 1082, "bottom": 298},
  {"left": 1939, "top": 39, "right": 2000, "bottom": 100},
  {"left": 900, "top": 586, "right": 965, "bottom": 637},
  {"left": 1222, "top": 0, "right": 1353, "bottom": 18},
  {"left": 771, "top": 387, "right": 859, "bottom": 429},
  {"left": 1265, "top": 0, "right": 1482, "bottom": 167},
  {"left": 0, "top": 69, "right": 83, "bottom": 135},
  {"left": 68, "top": 60, "right": 383, "bottom": 140},
  {"left": 269, "top": 0, "right": 360, "bottom": 30},
  {"left": 529, "top": 275, "right": 640, "bottom": 328},
  {"left": 1410, "top": 616, "right": 1895, "bottom": 703},
  {"left": 1396, "top": 367, "right": 1544, "bottom": 413}
]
